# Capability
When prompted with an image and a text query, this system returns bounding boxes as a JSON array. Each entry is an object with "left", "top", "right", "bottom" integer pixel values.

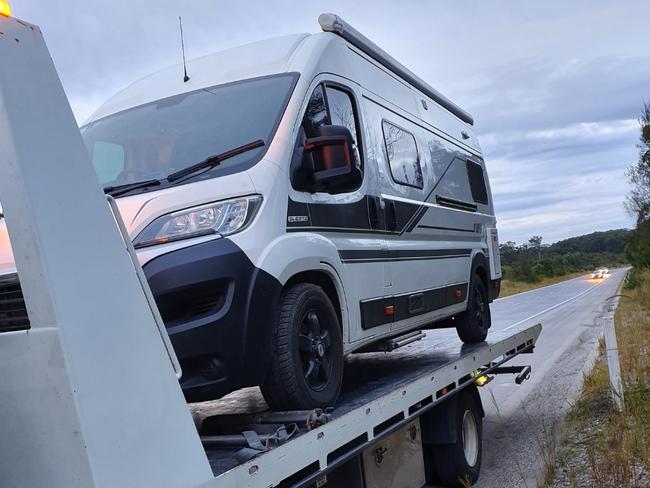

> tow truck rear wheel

[
  {"left": 261, "top": 283, "right": 343, "bottom": 411},
  {"left": 432, "top": 389, "right": 483, "bottom": 486},
  {"left": 455, "top": 274, "right": 490, "bottom": 343}
]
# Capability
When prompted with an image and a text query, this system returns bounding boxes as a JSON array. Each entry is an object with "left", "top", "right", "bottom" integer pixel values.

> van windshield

[{"left": 81, "top": 73, "right": 297, "bottom": 193}]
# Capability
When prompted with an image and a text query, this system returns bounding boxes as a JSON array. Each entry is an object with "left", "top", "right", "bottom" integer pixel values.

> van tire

[
  {"left": 261, "top": 283, "right": 343, "bottom": 411},
  {"left": 455, "top": 274, "right": 490, "bottom": 344},
  {"left": 431, "top": 389, "right": 483, "bottom": 486}
]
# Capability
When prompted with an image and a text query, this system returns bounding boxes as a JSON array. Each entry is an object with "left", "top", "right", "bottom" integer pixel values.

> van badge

[{"left": 288, "top": 215, "right": 309, "bottom": 223}]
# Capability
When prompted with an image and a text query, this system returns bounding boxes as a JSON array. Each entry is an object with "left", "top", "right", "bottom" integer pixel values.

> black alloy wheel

[
  {"left": 299, "top": 310, "right": 333, "bottom": 391},
  {"left": 262, "top": 283, "right": 343, "bottom": 410}
]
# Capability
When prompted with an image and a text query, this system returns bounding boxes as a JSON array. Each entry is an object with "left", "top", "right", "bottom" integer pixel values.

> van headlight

[{"left": 133, "top": 195, "right": 262, "bottom": 249}]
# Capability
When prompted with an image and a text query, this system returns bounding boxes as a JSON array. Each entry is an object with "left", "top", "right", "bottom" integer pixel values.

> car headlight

[{"left": 133, "top": 195, "right": 262, "bottom": 249}]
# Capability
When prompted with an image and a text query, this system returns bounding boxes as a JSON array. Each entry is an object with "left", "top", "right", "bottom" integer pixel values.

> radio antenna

[{"left": 179, "top": 16, "right": 190, "bottom": 83}]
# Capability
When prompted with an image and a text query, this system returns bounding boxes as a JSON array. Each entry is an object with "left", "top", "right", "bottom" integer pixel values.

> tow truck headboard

[{"left": 0, "top": 13, "right": 212, "bottom": 488}]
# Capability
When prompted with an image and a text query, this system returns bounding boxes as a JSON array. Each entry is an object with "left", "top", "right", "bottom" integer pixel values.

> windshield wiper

[
  {"left": 101, "top": 139, "right": 265, "bottom": 197},
  {"left": 103, "top": 179, "right": 162, "bottom": 197},
  {"left": 166, "top": 139, "right": 265, "bottom": 183}
]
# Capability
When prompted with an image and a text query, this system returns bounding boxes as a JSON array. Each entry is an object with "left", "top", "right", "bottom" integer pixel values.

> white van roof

[
  {"left": 86, "top": 15, "right": 474, "bottom": 133},
  {"left": 86, "top": 33, "right": 310, "bottom": 123}
]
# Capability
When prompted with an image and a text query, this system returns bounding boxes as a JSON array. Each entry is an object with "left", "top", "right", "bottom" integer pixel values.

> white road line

[{"left": 501, "top": 276, "right": 610, "bottom": 331}]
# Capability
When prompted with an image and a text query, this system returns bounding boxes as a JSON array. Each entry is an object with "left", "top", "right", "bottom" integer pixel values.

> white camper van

[{"left": 0, "top": 14, "right": 501, "bottom": 410}]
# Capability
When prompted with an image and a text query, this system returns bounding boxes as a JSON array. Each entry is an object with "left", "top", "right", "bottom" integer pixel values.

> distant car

[
  {"left": 601, "top": 268, "right": 610, "bottom": 275},
  {"left": 590, "top": 270, "right": 604, "bottom": 279}
]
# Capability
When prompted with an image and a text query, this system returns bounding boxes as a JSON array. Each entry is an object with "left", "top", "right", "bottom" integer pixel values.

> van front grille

[{"left": 0, "top": 274, "right": 30, "bottom": 332}]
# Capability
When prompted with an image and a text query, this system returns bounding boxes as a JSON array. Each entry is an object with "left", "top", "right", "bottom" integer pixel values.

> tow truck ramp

[{"left": 200, "top": 323, "right": 541, "bottom": 487}]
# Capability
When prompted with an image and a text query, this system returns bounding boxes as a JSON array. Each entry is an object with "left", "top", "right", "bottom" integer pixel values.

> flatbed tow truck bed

[{"left": 195, "top": 323, "right": 541, "bottom": 487}]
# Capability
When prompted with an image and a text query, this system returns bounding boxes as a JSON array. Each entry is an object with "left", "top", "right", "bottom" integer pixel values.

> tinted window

[
  {"left": 466, "top": 161, "right": 488, "bottom": 204},
  {"left": 382, "top": 121, "right": 423, "bottom": 189},
  {"left": 302, "top": 85, "right": 330, "bottom": 137},
  {"left": 81, "top": 74, "right": 296, "bottom": 190},
  {"left": 325, "top": 86, "right": 359, "bottom": 148},
  {"left": 303, "top": 85, "right": 361, "bottom": 150},
  {"left": 294, "top": 83, "right": 363, "bottom": 194}
]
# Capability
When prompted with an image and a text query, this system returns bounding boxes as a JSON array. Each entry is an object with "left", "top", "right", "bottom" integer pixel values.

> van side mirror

[
  {"left": 305, "top": 125, "right": 355, "bottom": 182},
  {"left": 291, "top": 125, "right": 362, "bottom": 194}
]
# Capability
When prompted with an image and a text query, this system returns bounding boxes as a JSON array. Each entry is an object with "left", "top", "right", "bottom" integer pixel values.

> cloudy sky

[{"left": 13, "top": 1, "right": 649, "bottom": 243}]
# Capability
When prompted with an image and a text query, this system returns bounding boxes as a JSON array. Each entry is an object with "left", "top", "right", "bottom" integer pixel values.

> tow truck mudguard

[{"left": 142, "top": 237, "right": 282, "bottom": 402}]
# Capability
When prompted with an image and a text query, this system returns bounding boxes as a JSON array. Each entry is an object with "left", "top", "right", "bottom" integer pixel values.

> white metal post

[
  {"left": 604, "top": 305, "right": 624, "bottom": 411},
  {"left": 0, "top": 15, "right": 213, "bottom": 487}
]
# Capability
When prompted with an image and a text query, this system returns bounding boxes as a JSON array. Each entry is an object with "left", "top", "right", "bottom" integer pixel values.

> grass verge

[
  {"left": 543, "top": 268, "right": 650, "bottom": 487},
  {"left": 500, "top": 272, "right": 587, "bottom": 298}
]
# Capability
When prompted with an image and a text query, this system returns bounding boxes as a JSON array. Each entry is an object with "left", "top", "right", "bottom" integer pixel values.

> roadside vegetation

[
  {"left": 544, "top": 269, "right": 650, "bottom": 487},
  {"left": 499, "top": 229, "right": 629, "bottom": 296},
  {"left": 542, "top": 102, "right": 650, "bottom": 488}
]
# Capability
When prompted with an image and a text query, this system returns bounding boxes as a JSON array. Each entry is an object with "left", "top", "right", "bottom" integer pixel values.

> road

[{"left": 475, "top": 269, "right": 627, "bottom": 488}]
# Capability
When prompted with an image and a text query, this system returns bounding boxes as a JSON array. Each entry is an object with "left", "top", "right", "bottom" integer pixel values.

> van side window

[
  {"left": 303, "top": 84, "right": 361, "bottom": 151},
  {"left": 325, "top": 86, "right": 360, "bottom": 149},
  {"left": 466, "top": 161, "right": 488, "bottom": 204},
  {"left": 303, "top": 85, "right": 330, "bottom": 137},
  {"left": 291, "top": 83, "right": 363, "bottom": 194},
  {"left": 382, "top": 121, "right": 423, "bottom": 189}
]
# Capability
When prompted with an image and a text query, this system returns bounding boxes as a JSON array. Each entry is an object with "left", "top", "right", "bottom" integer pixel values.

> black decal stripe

[
  {"left": 287, "top": 196, "right": 478, "bottom": 236},
  {"left": 361, "top": 282, "right": 468, "bottom": 330},
  {"left": 287, "top": 227, "right": 398, "bottom": 235},
  {"left": 389, "top": 199, "right": 423, "bottom": 234},
  {"left": 417, "top": 224, "right": 477, "bottom": 233},
  {"left": 402, "top": 204, "right": 428, "bottom": 234},
  {"left": 308, "top": 197, "right": 371, "bottom": 231},
  {"left": 287, "top": 196, "right": 374, "bottom": 232},
  {"left": 339, "top": 248, "right": 472, "bottom": 263}
]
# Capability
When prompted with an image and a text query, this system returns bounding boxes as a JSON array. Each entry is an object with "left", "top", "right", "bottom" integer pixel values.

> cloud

[
  {"left": 485, "top": 119, "right": 638, "bottom": 242},
  {"left": 481, "top": 119, "right": 638, "bottom": 160},
  {"left": 464, "top": 56, "right": 650, "bottom": 135},
  {"left": 11, "top": 0, "right": 649, "bottom": 242}
]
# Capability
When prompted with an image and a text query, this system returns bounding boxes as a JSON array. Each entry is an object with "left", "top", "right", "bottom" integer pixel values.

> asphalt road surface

[{"left": 475, "top": 269, "right": 627, "bottom": 488}]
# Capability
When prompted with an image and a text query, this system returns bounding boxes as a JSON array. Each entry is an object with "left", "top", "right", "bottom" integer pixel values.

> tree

[
  {"left": 625, "top": 102, "right": 650, "bottom": 225},
  {"left": 499, "top": 241, "right": 518, "bottom": 265},
  {"left": 528, "top": 235, "right": 543, "bottom": 261},
  {"left": 625, "top": 220, "right": 650, "bottom": 269}
]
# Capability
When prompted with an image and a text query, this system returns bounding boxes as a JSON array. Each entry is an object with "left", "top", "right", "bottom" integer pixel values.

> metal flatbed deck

[{"left": 192, "top": 322, "right": 541, "bottom": 486}]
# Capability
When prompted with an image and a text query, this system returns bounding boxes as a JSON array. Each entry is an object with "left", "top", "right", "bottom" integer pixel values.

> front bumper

[{"left": 143, "top": 237, "right": 281, "bottom": 402}]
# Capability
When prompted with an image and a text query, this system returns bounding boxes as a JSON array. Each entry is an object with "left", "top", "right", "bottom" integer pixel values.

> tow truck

[{"left": 0, "top": 7, "right": 541, "bottom": 487}]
